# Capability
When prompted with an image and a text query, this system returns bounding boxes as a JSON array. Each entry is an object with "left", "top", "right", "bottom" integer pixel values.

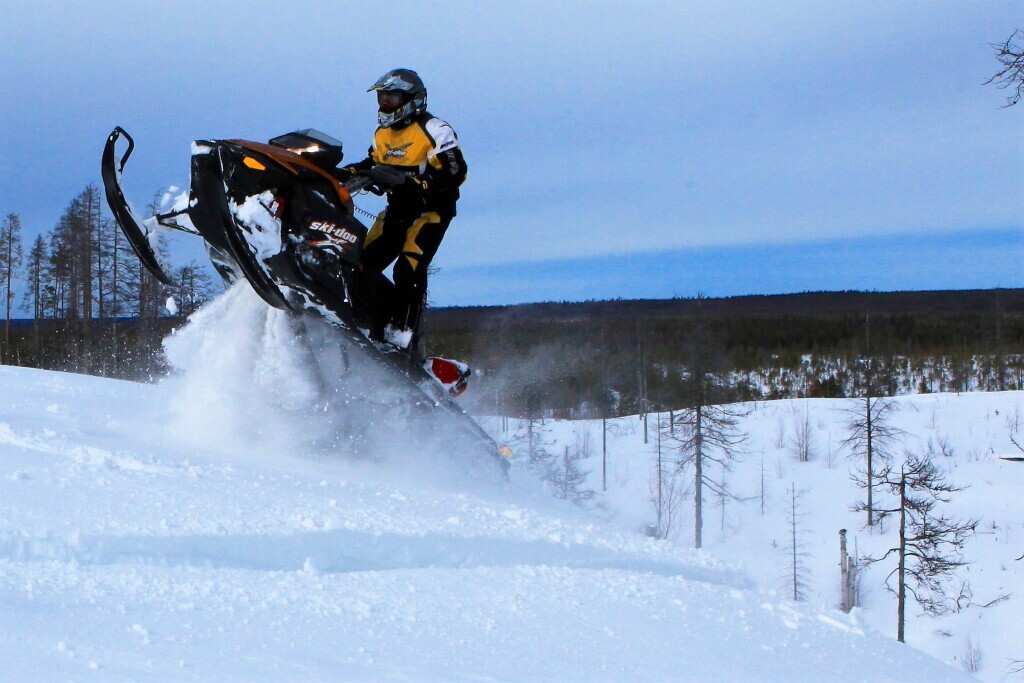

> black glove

[
  {"left": 334, "top": 165, "right": 360, "bottom": 181},
  {"left": 295, "top": 242, "right": 340, "bottom": 272},
  {"left": 367, "top": 165, "right": 409, "bottom": 189}
]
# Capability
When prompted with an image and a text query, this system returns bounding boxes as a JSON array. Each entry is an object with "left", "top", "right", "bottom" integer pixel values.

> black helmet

[{"left": 368, "top": 68, "right": 427, "bottom": 128}]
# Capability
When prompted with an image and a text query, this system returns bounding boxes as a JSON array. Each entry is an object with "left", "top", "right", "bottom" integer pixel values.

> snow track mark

[{"left": 0, "top": 529, "right": 752, "bottom": 588}]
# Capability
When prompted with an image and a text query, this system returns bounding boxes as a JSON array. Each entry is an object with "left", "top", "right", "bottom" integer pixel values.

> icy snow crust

[{"left": 0, "top": 288, "right": 983, "bottom": 681}]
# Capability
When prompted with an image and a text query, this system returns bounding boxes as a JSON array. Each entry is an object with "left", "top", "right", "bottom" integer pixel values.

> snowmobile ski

[{"left": 101, "top": 128, "right": 176, "bottom": 286}]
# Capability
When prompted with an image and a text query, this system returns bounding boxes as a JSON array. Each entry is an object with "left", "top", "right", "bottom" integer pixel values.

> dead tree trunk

[{"left": 839, "top": 529, "right": 858, "bottom": 612}]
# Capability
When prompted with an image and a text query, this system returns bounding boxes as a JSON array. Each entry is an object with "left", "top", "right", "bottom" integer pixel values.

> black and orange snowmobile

[{"left": 101, "top": 127, "right": 503, "bottom": 474}]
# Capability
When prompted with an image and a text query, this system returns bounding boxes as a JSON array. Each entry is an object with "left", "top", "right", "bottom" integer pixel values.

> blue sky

[{"left": 1, "top": 1, "right": 1021, "bottom": 308}]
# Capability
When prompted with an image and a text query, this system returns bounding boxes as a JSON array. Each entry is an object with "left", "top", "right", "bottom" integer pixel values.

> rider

[{"left": 336, "top": 68, "right": 467, "bottom": 352}]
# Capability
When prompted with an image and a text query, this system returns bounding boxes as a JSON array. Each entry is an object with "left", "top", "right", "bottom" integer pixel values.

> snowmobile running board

[{"left": 101, "top": 127, "right": 176, "bottom": 286}]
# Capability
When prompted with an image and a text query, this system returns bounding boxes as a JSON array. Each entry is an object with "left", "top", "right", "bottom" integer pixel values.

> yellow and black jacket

[{"left": 342, "top": 112, "right": 467, "bottom": 215}]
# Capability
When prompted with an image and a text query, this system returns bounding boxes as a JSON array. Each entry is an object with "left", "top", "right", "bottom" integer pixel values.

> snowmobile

[{"left": 101, "top": 126, "right": 506, "bottom": 475}]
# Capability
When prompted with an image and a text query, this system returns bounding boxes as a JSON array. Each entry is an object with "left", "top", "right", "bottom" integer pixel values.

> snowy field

[
  {"left": 497, "top": 390, "right": 1024, "bottom": 682},
  {"left": 0, "top": 286, "right": 1018, "bottom": 681}
]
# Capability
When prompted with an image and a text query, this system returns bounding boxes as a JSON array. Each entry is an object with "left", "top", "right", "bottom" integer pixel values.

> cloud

[{"left": 2, "top": 1, "right": 1020, "bottom": 305}]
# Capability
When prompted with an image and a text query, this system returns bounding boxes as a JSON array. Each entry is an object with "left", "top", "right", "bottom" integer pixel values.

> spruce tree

[{"left": 0, "top": 213, "right": 24, "bottom": 363}]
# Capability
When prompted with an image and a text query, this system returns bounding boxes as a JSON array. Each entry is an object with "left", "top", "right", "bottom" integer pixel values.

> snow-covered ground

[
  {"left": 504, "top": 390, "right": 1023, "bottom": 682},
  {"left": 0, "top": 285, "right": 1015, "bottom": 681}
]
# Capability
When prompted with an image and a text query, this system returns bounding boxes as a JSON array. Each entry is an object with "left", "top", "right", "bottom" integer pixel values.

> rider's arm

[
  {"left": 412, "top": 145, "right": 466, "bottom": 196},
  {"left": 334, "top": 147, "right": 375, "bottom": 180},
  {"left": 411, "top": 118, "right": 466, "bottom": 198}
]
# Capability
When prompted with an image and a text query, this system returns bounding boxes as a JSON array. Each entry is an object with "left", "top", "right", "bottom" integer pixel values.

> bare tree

[
  {"left": 171, "top": 260, "right": 217, "bottom": 318},
  {"left": 785, "top": 483, "right": 812, "bottom": 601},
  {"left": 650, "top": 413, "right": 686, "bottom": 540},
  {"left": 790, "top": 402, "right": 816, "bottom": 462},
  {"left": 551, "top": 443, "right": 594, "bottom": 503},
  {"left": 961, "top": 638, "right": 983, "bottom": 676},
  {"left": 667, "top": 295, "right": 747, "bottom": 548},
  {"left": 1006, "top": 404, "right": 1024, "bottom": 462},
  {"left": 510, "top": 385, "right": 557, "bottom": 485},
  {"left": 986, "top": 29, "right": 1024, "bottom": 107},
  {"left": 860, "top": 453, "right": 978, "bottom": 643}
]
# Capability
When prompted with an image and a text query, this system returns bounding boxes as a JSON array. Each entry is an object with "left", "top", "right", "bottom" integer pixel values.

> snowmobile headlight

[{"left": 243, "top": 156, "right": 266, "bottom": 171}]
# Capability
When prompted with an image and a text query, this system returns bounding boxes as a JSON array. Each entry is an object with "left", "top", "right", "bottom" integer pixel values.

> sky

[{"left": 1, "top": 1, "right": 1021, "bottom": 307}]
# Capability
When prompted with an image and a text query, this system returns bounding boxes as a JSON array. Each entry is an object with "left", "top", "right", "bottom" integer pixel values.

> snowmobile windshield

[{"left": 268, "top": 130, "right": 344, "bottom": 168}]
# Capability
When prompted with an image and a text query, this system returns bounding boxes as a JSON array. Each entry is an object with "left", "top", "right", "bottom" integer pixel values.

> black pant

[{"left": 360, "top": 205, "right": 452, "bottom": 334}]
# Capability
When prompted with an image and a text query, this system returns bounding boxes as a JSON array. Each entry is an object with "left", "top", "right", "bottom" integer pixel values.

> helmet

[{"left": 368, "top": 68, "right": 427, "bottom": 128}]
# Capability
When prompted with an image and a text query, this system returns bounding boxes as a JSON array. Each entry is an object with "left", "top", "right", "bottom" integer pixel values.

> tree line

[
  {"left": 0, "top": 185, "right": 218, "bottom": 377},
  {"left": 429, "top": 290, "right": 1024, "bottom": 419}
]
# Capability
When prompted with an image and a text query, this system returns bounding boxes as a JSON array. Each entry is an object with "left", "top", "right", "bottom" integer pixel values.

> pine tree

[
  {"left": 844, "top": 313, "right": 904, "bottom": 528},
  {"left": 0, "top": 213, "right": 24, "bottom": 363},
  {"left": 790, "top": 402, "right": 816, "bottom": 462},
  {"left": 21, "top": 234, "right": 47, "bottom": 362},
  {"left": 861, "top": 453, "right": 978, "bottom": 643},
  {"left": 843, "top": 397, "right": 903, "bottom": 528}
]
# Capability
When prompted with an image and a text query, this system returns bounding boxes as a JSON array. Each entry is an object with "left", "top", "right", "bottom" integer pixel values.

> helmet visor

[{"left": 377, "top": 90, "right": 406, "bottom": 113}]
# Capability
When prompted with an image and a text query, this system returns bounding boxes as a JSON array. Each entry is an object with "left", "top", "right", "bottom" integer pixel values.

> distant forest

[
  {"left": 1, "top": 190, "right": 1021, "bottom": 418},
  {"left": 425, "top": 289, "right": 1024, "bottom": 418},
  {"left": 4, "top": 279, "right": 1022, "bottom": 419}
]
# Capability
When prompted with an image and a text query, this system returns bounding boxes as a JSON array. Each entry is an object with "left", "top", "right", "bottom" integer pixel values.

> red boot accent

[{"left": 425, "top": 357, "right": 471, "bottom": 397}]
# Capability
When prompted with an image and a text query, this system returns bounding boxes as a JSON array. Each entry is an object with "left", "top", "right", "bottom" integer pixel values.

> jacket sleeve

[
  {"left": 413, "top": 145, "right": 467, "bottom": 199},
  {"left": 413, "top": 118, "right": 466, "bottom": 200}
]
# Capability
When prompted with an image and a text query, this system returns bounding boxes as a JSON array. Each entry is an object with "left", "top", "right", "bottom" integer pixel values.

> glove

[
  {"left": 334, "top": 165, "right": 360, "bottom": 180},
  {"left": 295, "top": 242, "right": 340, "bottom": 272},
  {"left": 367, "top": 165, "right": 409, "bottom": 189}
]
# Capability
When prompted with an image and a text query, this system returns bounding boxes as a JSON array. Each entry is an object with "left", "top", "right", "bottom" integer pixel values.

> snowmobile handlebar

[
  {"left": 342, "top": 173, "right": 375, "bottom": 193},
  {"left": 341, "top": 172, "right": 390, "bottom": 197}
]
